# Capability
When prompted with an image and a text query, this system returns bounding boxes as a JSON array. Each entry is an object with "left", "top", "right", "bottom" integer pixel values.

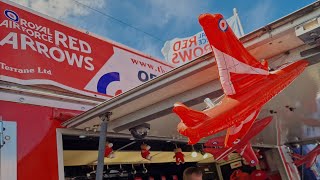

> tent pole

[
  {"left": 233, "top": 8, "right": 245, "bottom": 37},
  {"left": 95, "top": 112, "right": 112, "bottom": 180}
]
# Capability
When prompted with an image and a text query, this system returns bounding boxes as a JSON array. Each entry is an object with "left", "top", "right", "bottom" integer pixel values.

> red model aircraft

[
  {"left": 204, "top": 116, "right": 272, "bottom": 166},
  {"left": 173, "top": 13, "right": 308, "bottom": 146},
  {"left": 292, "top": 144, "right": 320, "bottom": 168}
]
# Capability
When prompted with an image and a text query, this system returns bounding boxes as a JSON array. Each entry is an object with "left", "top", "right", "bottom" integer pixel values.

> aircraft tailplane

[{"left": 173, "top": 102, "right": 209, "bottom": 127}]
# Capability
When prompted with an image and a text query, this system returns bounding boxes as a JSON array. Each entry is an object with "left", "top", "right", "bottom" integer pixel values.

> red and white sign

[
  {"left": 161, "top": 15, "right": 243, "bottom": 67},
  {"left": 0, "top": 1, "right": 173, "bottom": 99}
]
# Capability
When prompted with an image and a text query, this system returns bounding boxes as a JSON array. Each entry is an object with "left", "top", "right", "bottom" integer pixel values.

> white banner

[{"left": 161, "top": 13, "right": 244, "bottom": 67}]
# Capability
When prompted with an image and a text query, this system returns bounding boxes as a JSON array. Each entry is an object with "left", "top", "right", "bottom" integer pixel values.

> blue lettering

[
  {"left": 138, "top": 70, "right": 149, "bottom": 82},
  {"left": 150, "top": 73, "right": 157, "bottom": 79}
]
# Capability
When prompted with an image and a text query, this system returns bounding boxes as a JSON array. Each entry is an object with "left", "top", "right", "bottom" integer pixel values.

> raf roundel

[
  {"left": 218, "top": 18, "right": 228, "bottom": 32},
  {"left": 4, "top": 9, "right": 19, "bottom": 22}
]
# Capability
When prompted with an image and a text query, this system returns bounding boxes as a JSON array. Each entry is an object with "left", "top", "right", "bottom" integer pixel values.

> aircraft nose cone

[
  {"left": 172, "top": 103, "right": 187, "bottom": 114},
  {"left": 257, "top": 116, "right": 273, "bottom": 127},
  {"left": 293, "top": 60, "right": 309, "bottom": 73},
  {"left": 299, "top": 60, "right": 309, "bottom": 67},
  {"left": 264, "top": 116, "right": 273, "bottom": 124}
]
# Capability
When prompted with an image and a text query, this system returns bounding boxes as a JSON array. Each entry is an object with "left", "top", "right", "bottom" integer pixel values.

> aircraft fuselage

[{"left": 178, "top": 60, "right": 308, "bottom": 144}]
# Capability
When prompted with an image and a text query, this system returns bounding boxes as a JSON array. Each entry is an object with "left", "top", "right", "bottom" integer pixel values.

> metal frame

[
  {"left": 241, "top": 1, "right": 320, "bottom": 48},
  {"left": 58, "top": 128, "right": 189, "bottom": 143},
  {"left": 62, "top": 54, "right": 215, "bottom": 128},
  {"left": 95, "top": 112, "right": 112, "bottom": 180},
  {"left": 0, "top": 83, "right": 100, "bottom": 111},
  {"left": 0, "top": 119, "right": 17, "bottom": 180},
  {"left": 215, "top": 157, "right": 242, "bottom": 180},
  {"left": 56, "top": 129, "right": 65, "bottom": 180}
]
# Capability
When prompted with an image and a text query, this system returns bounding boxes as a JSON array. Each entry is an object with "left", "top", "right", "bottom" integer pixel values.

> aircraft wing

[
  {"left": 306, "top": 156, "right": 317, "bottom": 169},
  {"left": 293, "top": 158, "right": 305, "bottom": 167},
  {"left": 235, "top": 143, "right": 259, "bottom": 167},
  {"left": 224, "top": 110, "right": 260, "bottom": 147},
  {"left": 293, "top": 154, "right": 317, "bottom": 168},
  {"left": 293, "top": 145, "right": 320, "bottom": 168},
  {"left": 204, "top": 136, "right": 225, "bottom": 148},
  {"left": 294, "top": 154, "right": 317, "bottom": 168},
  {"left": 292, "top": 153, "right": 313, "bottom": 168},
  {"left": 292, "top": 153, "right": 303, "bottom": 160},
  {"left": 204, "top": 147, "right": 233, "bottom": 161}
]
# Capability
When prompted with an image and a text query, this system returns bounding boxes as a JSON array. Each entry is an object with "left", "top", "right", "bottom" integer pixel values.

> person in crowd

[{"left": 183, "top": 167, "right": 203, "bottom": 180}]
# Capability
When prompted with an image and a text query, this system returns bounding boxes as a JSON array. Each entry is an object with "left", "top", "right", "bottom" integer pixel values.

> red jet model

[
  {"left": 204, "top": 116, "right": 272, "bottom": 166},
  {"left": 173, "top": 13, "right": 308, "bottom": 147},
  {"left": 292, "top": 144, "right": 320, "bottom": 168}
]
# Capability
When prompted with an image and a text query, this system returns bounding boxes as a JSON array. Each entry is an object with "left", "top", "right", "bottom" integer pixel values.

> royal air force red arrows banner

[
  {"left": 161, "top": 13, "right": 244, "bottom": 67},
  {"left": 0, "top": 1, "right": 173, "bottom": 99}
]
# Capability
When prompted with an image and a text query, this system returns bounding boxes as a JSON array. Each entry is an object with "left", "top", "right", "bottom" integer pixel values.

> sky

[{"left": 10, "top": 0, "right": 316, "bottom": 60}]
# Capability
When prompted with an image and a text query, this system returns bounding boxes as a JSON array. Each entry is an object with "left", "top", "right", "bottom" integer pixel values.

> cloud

[{"left": 10, "top": 0, "right": 105, "bottom": 19}]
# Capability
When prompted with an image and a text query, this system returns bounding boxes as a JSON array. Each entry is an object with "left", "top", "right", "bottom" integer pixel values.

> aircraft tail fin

[
  {"left": 173, "top": 102, "right": 209, "bottom": 127},
  {"left": 236, "top": 143, "right": 259, "bottom": 167},
  {"left": 292, "top": 153, "right": 305, "bottom": 167},
  {"left": 199, "top": 14, "right": 269, "bottom": 96},
  {"left": 293, "top": 159, "right": 304, "bottom": 167},
  {"left": 306, "top": 159, "right": 316, "bottom": 169}
]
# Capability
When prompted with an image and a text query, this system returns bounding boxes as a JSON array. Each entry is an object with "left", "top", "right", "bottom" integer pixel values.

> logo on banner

[
  {"left": 4, "top": 9, "right": 19, "bottom": 22},
  {"left": 97, "top": 72, "right": 123, "bottom": 96},
  {"left": 162, "top": 14, "right": 244, "bottom": 67}
]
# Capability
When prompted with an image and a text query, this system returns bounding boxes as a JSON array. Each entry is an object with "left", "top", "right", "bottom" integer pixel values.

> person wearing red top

[
  {"left": 250, "top": 170, "right": 268, "bottom": 180},
  {"left": 230, "top": 169, "right": 250, "bottom": 180},
  {"left": 183, "top": 167, "right": 203, "bottom": 180}
]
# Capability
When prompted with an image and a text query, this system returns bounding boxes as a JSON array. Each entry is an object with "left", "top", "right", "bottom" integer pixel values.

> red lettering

[
  {"left": 173, "top": 41, "right": 181, "bottom": 51},
  {"left": 204, "top": 44, "right": 212, "bottom": 54},
  {"left": 189, "top": 36, "right": 197, "bottom": 47},
  {"left": 194, "top": 47, "right": 203, "bottom": 57},
  {"left": 178, "top": 49, "right": 193, "bottom": 62},
  {"left": 181, "top": 40, "right": 188, "bottom": 49},
  {"left": 172, "top": 53, "right": 179, "bottom": 64}
]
